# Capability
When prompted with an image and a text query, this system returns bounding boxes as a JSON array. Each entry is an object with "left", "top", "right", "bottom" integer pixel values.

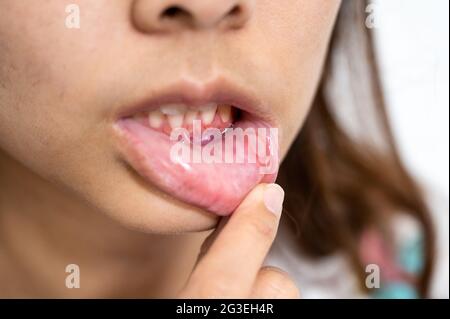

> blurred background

[
  {"left": 374, "top": 0, "right": 449, "bottom": 199},
  {"left": 374, "top": 0, "right": 449, "bottom": 297}
]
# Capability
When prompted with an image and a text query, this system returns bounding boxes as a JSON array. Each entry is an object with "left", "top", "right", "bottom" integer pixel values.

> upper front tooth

[
  {"left": 160, "top": 104, "right": 187, "bottom": 116},
  {"left": 218, "top": 104, "right": 231, "bottom": 123},
  {"left": 167, "top": 113, "right": 184, "bottom": 129},
  {"left": 148, "top": 110, "right": 164, "bottom": 128},
  {"left": 199, "top": 104, "right": 217, "bottom": 125},
  {"left": 184, "top": 109, "right": 198, "bottom": 125}
]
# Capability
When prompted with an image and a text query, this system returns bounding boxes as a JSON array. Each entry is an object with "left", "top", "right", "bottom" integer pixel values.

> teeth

[
  {"left": 146, "top": 103, "right": 233, "bottom": 129},
  {"left": 184, "top": 109, "right": 198, "bottom": 125},
  {"left": 167, "top": 113, "right": 184, "bottom": 129},
  {"left": 218, "top": 104, "right": 231, "bottom": 123},
  {"left": 148, "top": 110, "right": 164, "bottom": 128},
  {"left": 199, "top": 103, "right": 217, "bottom": 125},
  {"left": 160, "top": 104, "right": 187, "bottom": 116}
]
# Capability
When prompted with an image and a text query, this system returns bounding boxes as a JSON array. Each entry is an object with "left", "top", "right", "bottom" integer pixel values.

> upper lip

[{"left": 115, "top": 77, "right": 277, "bottom": 127}]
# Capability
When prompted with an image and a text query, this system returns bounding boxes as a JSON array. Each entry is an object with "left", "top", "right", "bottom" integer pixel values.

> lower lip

[{"left": 114, "top": 116, "right": 279, "bottom": 216}]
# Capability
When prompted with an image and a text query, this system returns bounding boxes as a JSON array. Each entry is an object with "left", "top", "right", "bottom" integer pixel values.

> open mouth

[{"left": 114, "top": 81, "right": 279, "bottom": 216}]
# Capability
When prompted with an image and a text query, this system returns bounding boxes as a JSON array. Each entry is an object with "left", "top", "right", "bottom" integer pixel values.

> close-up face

[{"left": 0, "top": 0, "right": 340, "bottom": 233}]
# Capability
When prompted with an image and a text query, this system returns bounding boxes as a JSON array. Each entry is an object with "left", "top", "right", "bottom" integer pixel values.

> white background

[{"left": 374, "top": 0, "right": 449, "bottom": 199}]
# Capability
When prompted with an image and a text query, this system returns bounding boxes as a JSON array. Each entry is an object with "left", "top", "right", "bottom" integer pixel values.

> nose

[{"left": 132, "top": 0, "right": 254, "bottom": 33}]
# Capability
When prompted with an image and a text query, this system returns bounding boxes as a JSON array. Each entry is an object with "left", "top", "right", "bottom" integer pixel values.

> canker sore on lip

[{"left": 116, "top": 102, "right": 279, "bottom": 216}]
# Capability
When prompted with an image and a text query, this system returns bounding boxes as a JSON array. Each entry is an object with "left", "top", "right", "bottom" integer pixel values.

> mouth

[{"left": 114, "top": 80, "right": 279, "bottom": 216}]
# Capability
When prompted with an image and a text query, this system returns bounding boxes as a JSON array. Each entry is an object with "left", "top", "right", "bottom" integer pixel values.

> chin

[{"left": 91, "top": 177, "right": 221, "bottom": 235}]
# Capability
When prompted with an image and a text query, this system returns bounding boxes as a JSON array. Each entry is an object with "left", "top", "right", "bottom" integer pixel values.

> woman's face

[{"left": 0, "top": 0, "right": 340, "bottom": 232}]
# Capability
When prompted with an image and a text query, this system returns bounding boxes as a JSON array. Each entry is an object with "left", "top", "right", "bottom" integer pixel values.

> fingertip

[{"left": 263, "top": 184, "right": 284, "bottom": 216}]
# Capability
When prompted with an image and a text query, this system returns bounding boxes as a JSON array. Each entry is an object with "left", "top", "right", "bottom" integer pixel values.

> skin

[{"left": 0, "top": 0, "right": 341, "bottom": 297}]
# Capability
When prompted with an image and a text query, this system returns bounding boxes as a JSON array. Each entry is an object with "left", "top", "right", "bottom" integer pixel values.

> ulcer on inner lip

[{"left": 138, "top": 104, "right": 233, "bottom": 135}]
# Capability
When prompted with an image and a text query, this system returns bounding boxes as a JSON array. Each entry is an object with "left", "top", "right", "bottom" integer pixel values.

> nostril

[
  {"left": 143, "top": 2, "right": 251, "bottom": 32},
  {"left": 224, "top": 4, "right": 249, "bottom": 29},
  {"left": 228, "top": 5, "right": 242, "bottom": 17},
  {"left": 160, "top": 5, "right": 192, "bottom": 20}
]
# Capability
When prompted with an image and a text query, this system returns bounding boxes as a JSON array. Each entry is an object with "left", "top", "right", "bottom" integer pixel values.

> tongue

[{"left": 117, "top": 118, "right": 279, "bottom": 216}]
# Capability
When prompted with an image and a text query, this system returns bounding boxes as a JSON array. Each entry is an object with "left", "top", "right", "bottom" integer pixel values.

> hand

[{"left": 179, "top": 183, "right": 300, "bottom": 298}]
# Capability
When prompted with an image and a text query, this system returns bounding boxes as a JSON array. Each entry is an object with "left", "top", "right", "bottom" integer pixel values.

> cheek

[
  {"left": 254, "top": 0, "right": 340, "bottom": 155},
  {"left": 0, "top": 1, "right": 119, "bottom": 172}
]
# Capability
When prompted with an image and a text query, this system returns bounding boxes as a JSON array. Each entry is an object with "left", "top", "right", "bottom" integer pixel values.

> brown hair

[{"left": 278, "top": 0, "right": 434, "bottom": 296}]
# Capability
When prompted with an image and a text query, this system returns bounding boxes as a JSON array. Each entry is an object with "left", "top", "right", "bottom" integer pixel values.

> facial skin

[{"left": 0, "top": 1, "right": 340, "bottom": 234}]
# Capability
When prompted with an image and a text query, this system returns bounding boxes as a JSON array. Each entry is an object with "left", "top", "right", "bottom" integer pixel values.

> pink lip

[{"left": 114, "top": 79, "right": 279, "bottom": 216}]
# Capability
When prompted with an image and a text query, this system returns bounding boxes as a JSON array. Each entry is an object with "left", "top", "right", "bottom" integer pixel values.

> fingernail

[{"left": 263, "top": 184, "right": 285, "bottom": 216}]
